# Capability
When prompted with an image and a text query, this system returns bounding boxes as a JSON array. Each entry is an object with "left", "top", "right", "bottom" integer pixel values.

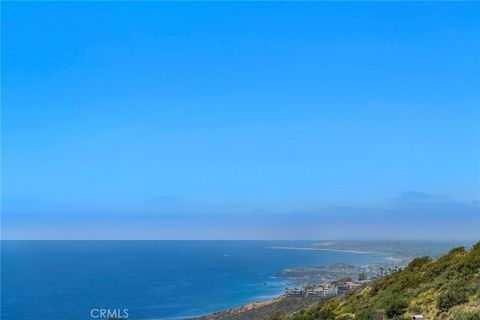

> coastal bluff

[{"left": 190, "top": 296, "right": 326, "bottom": 320}]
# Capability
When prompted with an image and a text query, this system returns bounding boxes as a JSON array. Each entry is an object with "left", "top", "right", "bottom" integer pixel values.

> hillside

[
  {"left": 194, "top": 297, "right": 325, "bottom": 320},
  {"left": 274, "top": 242, "right": 480, "bottom": 320}
]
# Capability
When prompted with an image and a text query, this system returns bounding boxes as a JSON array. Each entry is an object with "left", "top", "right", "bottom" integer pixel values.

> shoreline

[
  {"left": 190, "top": 251, "right": 402, "bottom": 319},
  {"left": 267, "top": 246, "right": 377, "bottom": 254}
]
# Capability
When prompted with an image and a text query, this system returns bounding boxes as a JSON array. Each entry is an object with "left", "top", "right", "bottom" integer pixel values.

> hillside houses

[{"left": 285, "top": 279, "right": 364, "bottom": 298}]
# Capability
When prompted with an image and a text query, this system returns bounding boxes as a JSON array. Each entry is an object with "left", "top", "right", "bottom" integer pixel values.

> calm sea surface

[{"left": 1, "top": 241, "right": 387, "bottom": 320}]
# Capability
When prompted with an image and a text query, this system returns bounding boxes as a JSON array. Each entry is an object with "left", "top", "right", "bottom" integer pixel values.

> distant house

[
  {"left": 323, "top": 286, "right": 337, "bottom": 296},
  {"left": 346, "top": 281, "right": 362, "bottom": 289},
  {"left": 337, "top": 284, "right": 350, "bottom": 294},
  {"left": 412, "top": 316, "right": 424, "bottom": 320},
  {"left": 285, "top": 288, "right": 303, "bottom": 297},
  {"left": 305, "top": 288, "right": 324, "bottom": 297}
]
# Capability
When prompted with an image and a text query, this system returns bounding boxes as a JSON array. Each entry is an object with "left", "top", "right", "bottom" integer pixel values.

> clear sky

[{"left": 2, "top": 1, "right": 479, "bottom": 240}]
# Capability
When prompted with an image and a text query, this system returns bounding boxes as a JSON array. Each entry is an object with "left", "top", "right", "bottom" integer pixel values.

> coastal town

[
  {"left": 282, "top": 262, "right": 406, "bottom": 298},
  {"left": 284, "top": 279, "right": 365, "bottom": 298},
  {"left": 193, "top": 260, "right": 410, "bottom": 320}
]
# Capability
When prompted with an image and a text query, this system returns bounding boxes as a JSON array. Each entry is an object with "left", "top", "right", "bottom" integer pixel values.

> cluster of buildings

[{"left": 285, "top": 279, "right": 366, "bottom": 298}]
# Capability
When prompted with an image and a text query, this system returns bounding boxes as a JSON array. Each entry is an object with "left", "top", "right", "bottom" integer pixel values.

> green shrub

[
  {"left": 338, "top": 276, "right": 353, "bottom": 283},
  {"left": 356, "top": 310, "right": 384, "bottom": 320},
  {"left": 454, "top": 311, "right": 480, "bottom": 320},
  {"left": 465, "top": 312, "right": 480, "bottom": 320},
  {"left": 356, "top": 310, "right": 375, "bottom": 320},
  {"left": 268, "top": 312, "right": 285, "bottom": 320},
  {"left": 383, "top": 297, "right": 408, "bottom": 318},
  {"left": 472, "top": 241, "right": 480, "bottom": 252},
  {"left": 456, "top": 251, "right": 480, "bottom": 276},
  {"left": 406, "top": 256, "right": 431, "bottom": 271},
  {"left": 436, "top": 287, "right": 468, "bottom": 311},
  {"left": 316, "top": 306, "right": 335, "bottom": 320},
  {"left": 448, "top": 247, "right": 466, "bottom": 256}
]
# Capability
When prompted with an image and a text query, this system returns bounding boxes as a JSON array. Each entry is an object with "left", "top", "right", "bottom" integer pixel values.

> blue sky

[{"left": 2, "top": 2, "right": 479, "bottom": 239}]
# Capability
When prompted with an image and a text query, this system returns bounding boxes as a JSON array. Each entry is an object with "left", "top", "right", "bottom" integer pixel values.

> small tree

[
  {"left": 338, "top": 276, "right": 353, "bottom": 283},
  {"left": 358, "top": 272, "right": 367, "bottom": 281}
]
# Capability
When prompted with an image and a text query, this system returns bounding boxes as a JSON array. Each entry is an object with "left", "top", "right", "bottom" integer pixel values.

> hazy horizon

[{"left": 2, "top": 2, "right": 479, "bottom": 240}]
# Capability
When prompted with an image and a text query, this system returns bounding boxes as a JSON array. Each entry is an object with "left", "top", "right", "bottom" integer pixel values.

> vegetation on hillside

[{"left": 270, "top": 242, "right": 480, "bottom": 320}]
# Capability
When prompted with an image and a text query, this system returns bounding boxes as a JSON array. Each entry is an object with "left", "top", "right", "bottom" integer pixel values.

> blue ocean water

[{"left": 1, "top": 241, "right": 387, "bottom": 320}]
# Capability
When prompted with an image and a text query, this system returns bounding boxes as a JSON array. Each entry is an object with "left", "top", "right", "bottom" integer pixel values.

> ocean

[{"left": 1, "top": 241, "right": 388, "bottom": 320}]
